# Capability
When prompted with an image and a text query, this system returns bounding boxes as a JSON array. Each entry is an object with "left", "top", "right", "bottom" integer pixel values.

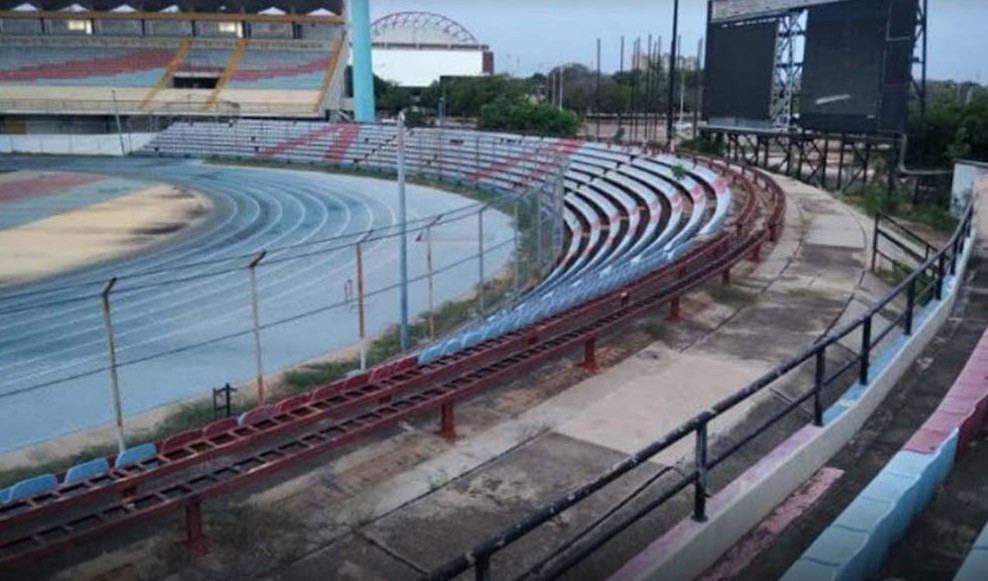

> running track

[{"left": 0, "top": 157, "right": 512, "bottom": 452}]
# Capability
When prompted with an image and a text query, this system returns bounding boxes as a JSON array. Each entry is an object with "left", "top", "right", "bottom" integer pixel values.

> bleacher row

[
  {"left": 0, "top": 38, "right": 334, "bottom": 90},
  {"left": 784, "top": 317, "right": 988, "bottom": 580},
  {"left": 0, "top": 122, "right": 732, "bottom": 526}
]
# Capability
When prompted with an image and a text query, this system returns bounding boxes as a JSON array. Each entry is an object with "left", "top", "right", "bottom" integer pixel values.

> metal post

[
  {"left": 475, "top": 556, "right": 492, "bottom": 581},
  {"left": 397, "top": 111, "right": 410, "bottom": 352},
  {"left": 111, "top": 89, "right": 126, "bottom": 155},
  {"left": 425, "top": 225, "right": 436, "bottom": 340},
  {"left": 813, "top": 348, "right": 826, "bottom": 427},
  {"left": 693, "top": 37, "right": 703, "bottom": 139},
  {"left": 535, "top": 189, "right": 543, "bottom": 276},
  {"left": 905, "top": 278, "right": 916, "bottom": 336},
  {"left": 248, "top": 251, "right": 266, "bottom": 405},
  {"left": 595, "top": 37, "right": 602, "bottom": 140},
  {"left": 666, "top": 0, "right": 680, "bottom": 148},
  {"left": 513, "top": 197, "right": 521, "bottom": 296},
  {"left": 100, "top": 277, "right": 126, "bottom": 454},
  {"left": 356, "top": 241, "right": 367, "bottom": 370},
  {"left": 693, "top": 418, "right": 708, "bottom": 522},
  {"left": 870, "top": 213, "right": 880, "bottom": 273},
  {"left": 478, "top": 207, "right": 486, "bottom": 314},
  {"left": 860, "top": 316, "right": 872, "bottom": 385},
  {"left": 936, "top": 254, "right": 945, "bottom": 301}
]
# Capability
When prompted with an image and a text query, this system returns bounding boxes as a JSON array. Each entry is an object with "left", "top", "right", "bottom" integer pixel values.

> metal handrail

[{"left": 425, "top": 188, "right": 973, "bottom": 580}]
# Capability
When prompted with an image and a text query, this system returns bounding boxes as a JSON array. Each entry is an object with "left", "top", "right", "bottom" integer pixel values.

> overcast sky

[{"left": 370, "top": 0, "right": 986, "bottom": 83}]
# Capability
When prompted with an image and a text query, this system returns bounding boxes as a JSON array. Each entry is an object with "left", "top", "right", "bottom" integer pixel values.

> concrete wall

[{"left": 0, "top": 133, "right": 155, "bottom": 156}]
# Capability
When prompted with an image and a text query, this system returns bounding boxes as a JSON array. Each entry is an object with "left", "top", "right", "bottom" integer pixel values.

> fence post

[
  {"left": 860, "top": 315, "right": 872, "bottom": 385},
  {"left": 693, "top": 418, "right": 709, "bottom": 522},
  {"left": 248, "top": 251, "right": 267, "bottom": 405},
  {"left": 478, "top": 206, "right": 486, "bottom": 314},
  {"left": 513, "top": 196, "right": 521, "bottom": 297},
  {"left": 813, "top": 347, "right": 826, "bottom": 426},
  {"left": 905, "top": 278, "right": 916, "bottom": 336},
  {"left": 426, "top": 226, "right": 436, "bottom": 340},
  {"left": 356, "top": 241, "right": 367, "bottom": 371},
  {"left": 100, "top": 277, "right": 126, "bottom": 454}
]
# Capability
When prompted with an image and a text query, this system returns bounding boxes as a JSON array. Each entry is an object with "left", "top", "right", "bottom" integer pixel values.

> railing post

[
  {"left": 860, "top": 316, "right": 872, "bottom": 385},
  {"left": 905, "top": 278, "right": 916, "bottom": 336},
  {"left": 870, "top": 213, "right": 880, "bottom": 273},
  {"left": 693, "top": 419, "right": 709, "bottom": 522},
  {"left": 936, "top": 253, "right": 946, "bottom": 301},
  {"left": 248, "top": 251, "right": 267, "bottom": 405},
  {"left": 475, "top": 555, "right": 491, "bottom": 581},
  {"left": 950, "top": 236, "right": 959, "bottom": 276},
  {"left": 813, "top": 347, "right": 826, "bottom": 427}
]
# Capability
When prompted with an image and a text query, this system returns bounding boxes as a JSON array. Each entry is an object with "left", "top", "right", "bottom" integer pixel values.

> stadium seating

[
  {"left": 113, "top": 443, "right": 157, "bottom": 469},
  {"left": 0, "top": 45, "right": 172, "bottom": 86}
]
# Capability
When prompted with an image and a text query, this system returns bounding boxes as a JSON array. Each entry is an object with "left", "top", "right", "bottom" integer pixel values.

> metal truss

[{"left": 771, "top": 11, "right": 803, "bottom": 128}]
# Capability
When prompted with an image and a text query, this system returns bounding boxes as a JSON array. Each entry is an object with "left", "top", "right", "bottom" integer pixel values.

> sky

[{"left": 370, "top": 0, "right": 987, "bottom": 83}]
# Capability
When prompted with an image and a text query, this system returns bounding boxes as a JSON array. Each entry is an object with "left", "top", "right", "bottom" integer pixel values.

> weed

[
  {"left": 642, "top": 320, "right": 669, "bottom": 341},
  {"left": 707, "top": 285, "right": 757, "bottom": 308},
  {"left": 843, "top": 184, "right": 958, "bottom": 234}
]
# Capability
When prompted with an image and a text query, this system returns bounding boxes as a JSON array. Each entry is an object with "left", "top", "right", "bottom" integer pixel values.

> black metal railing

[{"left": 424, "top": 200, "right": 974, "bottom": 581}]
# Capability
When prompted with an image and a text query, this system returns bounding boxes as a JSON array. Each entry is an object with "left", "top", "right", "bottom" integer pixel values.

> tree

[{"left": 477, "top": 96, "right": 580, "bottom": 137}]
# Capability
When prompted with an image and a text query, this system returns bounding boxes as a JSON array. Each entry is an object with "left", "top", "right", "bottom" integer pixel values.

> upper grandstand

[{"left": 0, "top": 0, "right": 348, "bottom": 119}]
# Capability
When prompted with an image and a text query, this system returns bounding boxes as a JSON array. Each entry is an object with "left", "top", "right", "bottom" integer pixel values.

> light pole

[
  {"left": 397, "top": 111, "right": 410, "bottom": 352},
  {"left": 666, "top": 0, "right": 681, "bottom": 148}
]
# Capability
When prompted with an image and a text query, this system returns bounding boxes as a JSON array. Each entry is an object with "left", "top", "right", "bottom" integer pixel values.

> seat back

[
  {"left": 64, "top": 458, "right": 111, "bottom": 485},
  {"left": 113, "top": 443, "right": 157, "bottom": 469},
  {"left": 9, "top": 474, "right": 58, "bottom": 502}
]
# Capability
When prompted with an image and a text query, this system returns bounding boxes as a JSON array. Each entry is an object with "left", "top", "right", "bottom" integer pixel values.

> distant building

[{"left": 368, "top": 11, "right": 493, "bottom": 88}]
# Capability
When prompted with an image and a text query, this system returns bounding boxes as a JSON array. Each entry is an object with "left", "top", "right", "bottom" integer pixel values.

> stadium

[{"left": 0, "top": 0, "right": 985, "bottom": 580}]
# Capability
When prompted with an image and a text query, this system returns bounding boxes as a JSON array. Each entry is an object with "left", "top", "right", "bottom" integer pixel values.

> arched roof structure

[{"left": 371, "top": 11, "right": 481, "bottom": 47}]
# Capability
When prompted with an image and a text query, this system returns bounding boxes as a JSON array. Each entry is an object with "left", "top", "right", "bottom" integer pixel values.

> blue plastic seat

[
  {"left": 114, "top": 443, "right": 157, "bottom": 469},
  {"left": 9, "top": 474, "right": 58, "bottom": 502},
  {"left": 0, "top": 487, "right": 10, "bottom": 504},
  {"left": 64, "top": 458, "right": 111, "bottom": 485}
]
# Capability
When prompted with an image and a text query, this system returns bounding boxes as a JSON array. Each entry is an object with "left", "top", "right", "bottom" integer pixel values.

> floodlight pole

[
  {"left": 667, "top": 0, "right": 680, "bottom": 148},
  {"left": 397, "top": 111, "right": 410, "bottom": 352}
]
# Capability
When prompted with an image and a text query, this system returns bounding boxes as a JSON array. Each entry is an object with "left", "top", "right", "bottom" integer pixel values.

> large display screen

[{"left": 703, "top": 19, "right": 778, "bottom": 123}]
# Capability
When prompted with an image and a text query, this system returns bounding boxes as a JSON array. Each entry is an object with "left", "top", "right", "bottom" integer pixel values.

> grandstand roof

[
  {"left": 0, "top": 0, "right": 342, "bottom": 13},
  {"left": 372, "top": 11, "right": 483, "bottom": 47}
]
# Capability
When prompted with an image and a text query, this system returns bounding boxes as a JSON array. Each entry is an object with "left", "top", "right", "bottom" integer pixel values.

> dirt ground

[{"left": 0, "top": 182, "right": 211, "bottom": 287}]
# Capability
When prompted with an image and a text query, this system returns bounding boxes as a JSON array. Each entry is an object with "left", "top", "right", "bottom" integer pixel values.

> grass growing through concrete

[
  {"left": 138, "top": 503, "right": 310, "bottom": 580},
  {"left": 642, "top": 320, "right": 670, "bottom": 341},
  {"left": 707, "top": 284, "right": 757, "bottom": 309}
]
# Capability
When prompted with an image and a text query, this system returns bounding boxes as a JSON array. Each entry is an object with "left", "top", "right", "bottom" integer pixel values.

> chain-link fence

[{"left": 0, "top": 147, "right": 565, "bottom": 453}]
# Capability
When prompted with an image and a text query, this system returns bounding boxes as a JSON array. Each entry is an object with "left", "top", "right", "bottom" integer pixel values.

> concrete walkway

[
  {"left": 52, "top": 175, "right": 886, "bottom": 581},
  {"left": 712, "top": 191, "right": 988, "bottom": 581}
]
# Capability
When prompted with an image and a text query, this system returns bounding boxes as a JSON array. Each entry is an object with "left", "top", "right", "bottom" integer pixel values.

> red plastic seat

[
  {"left": 161, "top": 428, "right": 204, "bottom": 453},
  {"left": 203, "top": 417, "right": 238, "bottom": 439},
  {"left": 275, "top": 393, "right": 312, "bottom": 413}
]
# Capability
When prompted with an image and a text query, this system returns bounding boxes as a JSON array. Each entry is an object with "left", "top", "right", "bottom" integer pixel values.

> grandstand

[{"left": 0, "top": 0, "right": 349, "bottom": 132}]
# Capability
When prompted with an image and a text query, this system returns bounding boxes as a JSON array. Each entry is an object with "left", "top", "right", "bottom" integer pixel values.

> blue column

[{"left": 348, "top": 0, "right": 375, "bottom": 122}]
